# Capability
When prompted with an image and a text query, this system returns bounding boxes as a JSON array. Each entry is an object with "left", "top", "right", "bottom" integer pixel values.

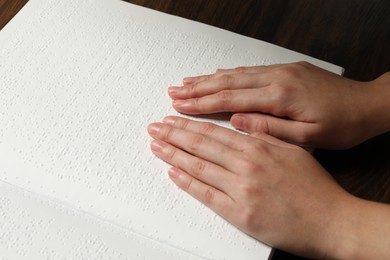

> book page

[
  {"left": 0, "top": 0, "right": 342, "bottom": 259},
  {"left": 0, "top": 181, "right": 202, "bottom": 259}
]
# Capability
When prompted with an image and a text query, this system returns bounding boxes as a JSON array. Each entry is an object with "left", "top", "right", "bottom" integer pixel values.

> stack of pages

[{"left": 0, "top": 0, "right": 342, "bottom": 259}]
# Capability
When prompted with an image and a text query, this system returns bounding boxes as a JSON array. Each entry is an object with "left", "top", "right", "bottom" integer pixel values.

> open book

[{"left": 0, "top": 0, "right": 343, "bottom": 259}]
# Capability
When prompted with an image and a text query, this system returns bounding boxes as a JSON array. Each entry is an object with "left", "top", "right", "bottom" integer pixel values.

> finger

[
  {"left": 181, "top": 67, "right": 228, "bottom": 86},
  {"left": 162, "top": 116, "right": 247, "bottom": 151},
  {"left": 150, "top": 140, "right": 236, "bottom": 191},
  {"left": 148, "top": 122, "right": 242, "bottom": 172},
  {"left": 214, "top": 64, "right": 284, "bottom": 75},
  {"left": 172, "top": 88, "right": 277, "bottom": 115},
  {"left": 181, "top": 68, "right": 234, "bottom": 86},
  {"left": 231, "top": 113, "right": 318, "bottom": 147},
  {"left": 182, "top": 73, "right": 214, "bottom": 85},
  {"left": 168, "top": 167, "right": 236, "bottom": 219},
  {"left": 249, "top": 132, "right": 300, "bottom": 150},
  {"left": 181, "top": 64, "right": 285, "bottom": 85},
  {"left": 169, "top": 73, "right": 269, "bottom": 100}
]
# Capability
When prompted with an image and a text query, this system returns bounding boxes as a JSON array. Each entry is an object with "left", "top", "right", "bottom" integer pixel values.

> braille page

[
  {"left": 0, "top": 181, "right": 202, "bottom": 260},
  {"left": 0, "top": 0, "right": 343, "bottom": 259}
]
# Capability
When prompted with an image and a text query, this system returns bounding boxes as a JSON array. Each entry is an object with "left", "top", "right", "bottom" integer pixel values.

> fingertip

[
  {"left": 168, "top": 167, "right": 181, "bottom": 179},
  {"left": 230, "top": 113, "right": 246, "bottom": 131},
  {"left": 183, "top": 73, "right": 215, "bottom": 85},
  {"left": 162, "top": 115, "right": 178, "bottom": 125},
  {"left": 147, "top": 122, "right": 162, "bottom": 136},
  {"left": 168, "top": 86, "right": 183, "bottom": 99},
  {"left": 172, "top": 99, "right": 186, "bottom": 108},
  {"left": 168, "top": 168, "right": 188, "bottom": 189},
  {"left": 150, "top": 139, "right": 165, "bottom": 153},
  {"left": 172, "top": 99, "right": 196, "bottom": 114}
]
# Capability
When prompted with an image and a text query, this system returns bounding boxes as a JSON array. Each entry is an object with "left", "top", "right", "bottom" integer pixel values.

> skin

[
  {"left": 168, "top": 62, "right": 390, "bottom": 149},
  {"left": 147, "top": 62, "right": 390, "bottom": 258}
]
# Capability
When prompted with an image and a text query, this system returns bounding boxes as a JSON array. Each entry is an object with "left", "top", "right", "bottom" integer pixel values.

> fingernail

[
  {"left": 168, "top": 86, "right": 182, "bottom": 95},
  {"left": 151, "top": 140, "right": 165, "bottom": 152},
  {"left": 168, "top": 167, "right": 181, "bottom": 178},
  {"left": 173, "top": 99, "right": 190, "bottom": 107},
  {"left": 163, "top": 116, "right": 177, "bottom": 125},
  {"left": 148, "top": 122, "right": 162, "bottom": 135},
  {"left": 183, "top": 77, "right": 195, "bottom": 85}
]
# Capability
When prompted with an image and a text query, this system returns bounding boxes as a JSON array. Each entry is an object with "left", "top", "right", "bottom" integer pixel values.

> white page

[
  {"left": 0, "top": 181, "right": 202, "bottom": 259},
  {"left": 0, "top": 0, "right": 343, "bottom": 259}
]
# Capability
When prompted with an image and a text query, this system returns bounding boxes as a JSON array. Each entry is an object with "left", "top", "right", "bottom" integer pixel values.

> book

[{"left": 0, "top": 0, "right": 343, "bottom": 259}]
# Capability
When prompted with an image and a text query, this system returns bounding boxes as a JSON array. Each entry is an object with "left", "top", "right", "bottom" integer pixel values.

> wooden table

[{"left": 1, "top": 0, "right": 389, "bottom": 259}]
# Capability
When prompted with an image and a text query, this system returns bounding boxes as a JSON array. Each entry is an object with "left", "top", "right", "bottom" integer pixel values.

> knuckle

[
  {"left": 184, "top": 177, "right": 193, "bottom": 192},
  {"left": 225, "top": 131, "right": 240, "bottom": 148},
  {"left": 189, "top": 134, "right": 206, "bottom": 150},
  {"left": 193, "top": 97, "right": 201, "bottom": 107},
  {"left": 199, "top": 122, "right": 217, "bottom": 135},
  {"left": 216, "top": 90, "right": 233, "bottom": 109},
  {"left": 206, "top": 74, "right": 215, "bottom": 80},
  {"left": 236, "top": 185, "right": 264, "bottom": 230},
  {"left": 244, "top": 139, "right": 267, "bottom": 154},
  {"left": 176, "top": 117, "right": 190, "bottom": 129},
  {"left": 167, "top": 147, "right": 177, "bottom": 160},
  {"left": 188, "top": 84, "right": 197, "bottom": 96},
  {"left": 274, "top": 64, "right": 301, "bottom": 79},
  {"left": 296, "top": 60, "right": 309, "bottom": 66},
  {"left": 241, "top": 182, "right": 262, "bottom": 198},
  {"left": 217, "top": 74, "right": 234, "bottom": 86},
  {"left": 192, "top": 98, "right": 203, "bottom": 113},
  {"left": 295, "top": 129, "right": 316, "bottom": 146},
  {"left": 202, "top": 187, "right": 215, "bottom": 205},
  {"left": 190, "top": 160, "right": 206, "bottom": 177},
  {"left": 234, "top": 66, "right": 246, "bottom": 73},
  {"left": 238, "top": 157, "right": 260, "bottom": 174},
  {"left": 240, "top": 207, "right": 261, "bottom": 231},
  {"left": 254, "top": 119, "right": 270, "bottom": 134},
  {"left": 269, "top": 82, "right": 291, "bottom": 102},
  {"left": 164, "top": 126, "right": 176, "bottom": 141},
  {"left": 218, "top": 90, "right": 233, "bottom": 100},
  {"left": 297, "top": 134, "right": 311, "bottom": 146}
]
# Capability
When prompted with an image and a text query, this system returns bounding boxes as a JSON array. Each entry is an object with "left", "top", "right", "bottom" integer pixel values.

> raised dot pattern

[{"left": 0, "top": 0, "right": 339, "bottom": 259}]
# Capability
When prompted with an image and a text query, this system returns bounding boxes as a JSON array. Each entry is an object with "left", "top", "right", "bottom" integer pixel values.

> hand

[
  {"left": 168, "top": 62, "right": 390, "bottom": 149},
  {"left": 147, "top": 116, "right": 361, "bottom": 258}
]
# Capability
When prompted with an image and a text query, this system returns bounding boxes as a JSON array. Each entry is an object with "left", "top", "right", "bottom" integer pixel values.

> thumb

[
  {"left": 250, "top": 132, "right": 300, "bottom": 149},
  {"left": 231, "top": 113, "right": 317, "bottom": 147}
]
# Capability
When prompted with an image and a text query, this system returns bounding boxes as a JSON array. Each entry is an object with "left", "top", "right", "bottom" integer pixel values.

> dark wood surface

[{"left": 1, "top": 0, "right": 389, "bottom": 259}]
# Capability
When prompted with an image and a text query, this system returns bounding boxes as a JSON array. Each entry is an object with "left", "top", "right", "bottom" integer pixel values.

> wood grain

[
  {"left": 126, "top": 0, "right": 390, "bottom": 81},
  {"left": 0, "top": 0, "right": 28, "bottom": 29}
]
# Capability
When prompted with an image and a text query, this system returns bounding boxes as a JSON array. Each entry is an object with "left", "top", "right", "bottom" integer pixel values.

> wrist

[
  {"left": 318, "top": 194, "right": 361, "bottom": 259},
  {"left": 366, "top": 72, "right": 390, "bottom": 135},
  {"left": 326, "top": 196, "right": 390, "bottom": 259}
]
